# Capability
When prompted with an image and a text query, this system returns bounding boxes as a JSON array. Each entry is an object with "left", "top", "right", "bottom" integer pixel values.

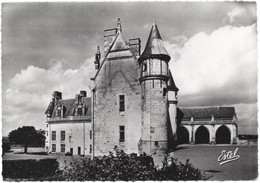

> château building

[{"left": 45, "top": 19, "right": 238, "bottom": 156}]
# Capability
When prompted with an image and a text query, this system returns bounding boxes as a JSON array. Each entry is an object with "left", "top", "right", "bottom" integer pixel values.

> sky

[{"left": 1, "top": 1, "right": 258, "bottom": 136}]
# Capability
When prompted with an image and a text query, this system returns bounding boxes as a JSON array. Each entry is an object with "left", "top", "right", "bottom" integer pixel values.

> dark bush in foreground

[
  {"left": 59, "top": 147, "right": 208, "bottom": 181},
  {"left": 157, "top": 156, "right": 208, "bottom": 180},
  {"left": 2, "top": 158, "right": 59, "bottom": 180}
]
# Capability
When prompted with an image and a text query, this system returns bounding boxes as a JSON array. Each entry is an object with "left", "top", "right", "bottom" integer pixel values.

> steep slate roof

[
  {"left": 93, "top": 20, "right": 136, "bottom": 80},
  {"left": 51, "top": 97, "right": 91, "bottom": 117},
  {"left": 139, "top": 21, "right": 170, "bottom": 62},
  {"left": 180, "top": 107, "right": 235, "bottom": 120},
  {"left": 168, "top": 71, "right": 179, "bottom": 92}
]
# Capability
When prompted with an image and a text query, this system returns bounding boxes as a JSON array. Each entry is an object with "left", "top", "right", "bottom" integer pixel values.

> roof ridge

[
  {"left": 180, "top": 106, "right": 233, "bottom": 108},
  {"left": 61, "top": 97, "right": 91, "bottom": 101}
]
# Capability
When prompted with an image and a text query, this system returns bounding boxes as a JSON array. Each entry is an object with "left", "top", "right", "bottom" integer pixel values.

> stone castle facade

[{"left": 45, "top": 19, "right": 238, "bottom": 156}]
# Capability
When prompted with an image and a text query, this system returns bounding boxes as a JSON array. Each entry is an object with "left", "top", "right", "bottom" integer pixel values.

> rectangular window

[
  {"left": 119, "top": 95, "right": 125, "bottom": 112},
  {"left": 61, "top": 144, "right": 65, "bottom": 152},
  {"left": 142, "top": 63, "right": 147, "bottom": 72},
  {"left": 52, "top": 144, "right": 56, "bottom": 152},
  {"left": 90, "top": 130, "right": 92, "bottom": 139},
  {"left": 58, "top": 109, "right": 61, "bottom": 117},
  {"left": 163, "top": 88, "right": 167, "bottom": 97},
  {"left": 90, "top": 144, "right": 92, "bottom": 154},
  {"left": 119, "top": 126, "right": 125, "bottom": 142},
  {"left": 78, "top": 107, "right": 82, "bottom": 115},
  {"left": 150, "top": 127, "right": 154, "bottom": 133},
  {"left": 155, "top": 141, "right": 159, "bottom": 146},
  {"left": 60, "top": 131, "right": 65, "bottom": 141},
  {"left": 52, "top": 131, "right": 56, "bottom": 141},
  {"left": 160, "top": 60, "right": 162, "bottom": 74},
  {"left": 78, "top": 147, "right": 81, "bottom": 155}
]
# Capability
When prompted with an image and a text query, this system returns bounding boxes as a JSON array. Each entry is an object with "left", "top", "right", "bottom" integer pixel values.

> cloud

[
  {"left": 166, "top": 24, "right": 257, "bottom": 135},
  {"left": 223, "top": 7, "right": 246, "bottom": 24},
  {"left": 142, "top": 23, "right": 150, "bottom": 29},
  {"left": 2, "top": 57, "right": 96, "bottom": 136},
  {"left": 167, "top": 24, "right": 257, "bottom": 105},
  {"left": 232, "top": 103, "right": 258, "bottom": 135}
]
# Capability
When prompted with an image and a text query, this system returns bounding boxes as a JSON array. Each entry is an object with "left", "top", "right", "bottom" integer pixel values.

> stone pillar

[
  {"left": 232, "top": 124, "right": 237, "bottom": 144},
  {"left": 210, "top": 125, "right": 216, "bottom": 144},
  {"left": 190, "top": 125, "right": 195, "bottom": 144}
]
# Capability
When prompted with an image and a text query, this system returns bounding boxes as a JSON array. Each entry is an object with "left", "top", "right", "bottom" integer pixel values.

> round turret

[
  {"left": 139, "top": 21, "right": 171, "bottom": 155},
  {"left": 139, "top": 21, "right": 170, "bottom": 83}
]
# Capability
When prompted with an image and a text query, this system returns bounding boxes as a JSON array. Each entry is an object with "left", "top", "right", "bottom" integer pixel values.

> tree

[
  {"left": 8, "top": 126, "right": 46, "bottom": 154},
  {"left": 2, "top": 142, "right": 11, "bottom": 155}
]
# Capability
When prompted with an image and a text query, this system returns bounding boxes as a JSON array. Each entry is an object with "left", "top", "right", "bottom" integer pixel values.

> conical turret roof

[{"left": 139, "top": 21, "right": 170, "bottom": 62}]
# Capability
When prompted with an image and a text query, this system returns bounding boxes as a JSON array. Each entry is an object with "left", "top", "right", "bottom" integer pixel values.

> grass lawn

[
  {"left": 3, "top": 146, "right": 91, "bottom": 169},
  {"left": 3, "top": 145, "right": 257, "bottom": 181},
  {"left": 174, "top": 144, "right": 258, "bottom": 180}
]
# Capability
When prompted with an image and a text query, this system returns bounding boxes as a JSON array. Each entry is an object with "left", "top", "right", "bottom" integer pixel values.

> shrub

[
  {"left": 59, "top": 147, "right": 208, "bottom": 181},
  {"left": 157, "top": 155, "right": 208, "bottom": 180},
  {"left": 65, "top": 152, "right": 72, "bottom": 156},
  {"left": 61, "top": 148, "right": 156, "bottom": 181},
  {"left": 2, "top": 158, "right": 59, "bottom": 180},
  {"left": 30, "top": 152, "right": 48, "bottom": 155}
]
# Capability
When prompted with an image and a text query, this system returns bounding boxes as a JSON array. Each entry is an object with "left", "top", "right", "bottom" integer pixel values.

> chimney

[
  {"left": 52, "top": 91, "right": 62, "bottom": 104},
  {"left": 75, "top": 94, "right": 80, "bottom": 104},
  {"left": 104, "top": 28, "right": 117, "bottom": 56},
  {"left": 79, "top": 90, "right": 87, "bottom": 97},
  {"left": 129, "top": 38, "right": 141, "bottom": 57}
]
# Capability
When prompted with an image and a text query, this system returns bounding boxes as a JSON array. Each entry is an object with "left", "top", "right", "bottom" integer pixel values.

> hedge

[{"left": 2, "top": 158, "right": 59, "bottom": 180}]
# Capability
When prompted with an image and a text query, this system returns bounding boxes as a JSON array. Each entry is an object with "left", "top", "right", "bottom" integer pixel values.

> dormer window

[
  {"left": 76, "top": 104, "right": 85, "bottom": 116},
  {"left": 57, "top": 109, "right": 61, "bottom": 117},
  {"left": 78, "top": 107, "right": 83, "bottom": 115},
  {"left": 57, "top": 106, "right": 62, "bottom": 117}
]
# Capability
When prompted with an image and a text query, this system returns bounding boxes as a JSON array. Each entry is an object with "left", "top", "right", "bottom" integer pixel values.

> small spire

[
  {"left": 138, "top": 20, "right": 170, "bottom": 62},
  {"left": 117, "top": 18, "right": 122, "bottom": 33},
  {"left": 94, "top": 45, "right": 101, "bottom": 70},
  {"left": 152, "top": 18, "right": 156, "bottom": 26}
]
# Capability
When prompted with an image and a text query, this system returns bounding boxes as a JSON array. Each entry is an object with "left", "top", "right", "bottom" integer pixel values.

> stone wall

[
  {"left": 46, "top": 121, "right": 92, "bottom": 155},
  {"left": 141, "top": 79, "right": 168, "bottom": 154},
  {"left": 93, "top": 56, "right": 142, "bottom": 155}
]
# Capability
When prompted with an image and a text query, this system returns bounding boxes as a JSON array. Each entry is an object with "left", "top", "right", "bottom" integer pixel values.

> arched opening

[
  {"left": 195, "top": 126, "right": 209, "bottom": 144},
  {"left": 177, "top": 126, "right": 189, "bottom": 144},
  {"left": 216, "top": 125, "right": 231, "bottom": 144}
]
